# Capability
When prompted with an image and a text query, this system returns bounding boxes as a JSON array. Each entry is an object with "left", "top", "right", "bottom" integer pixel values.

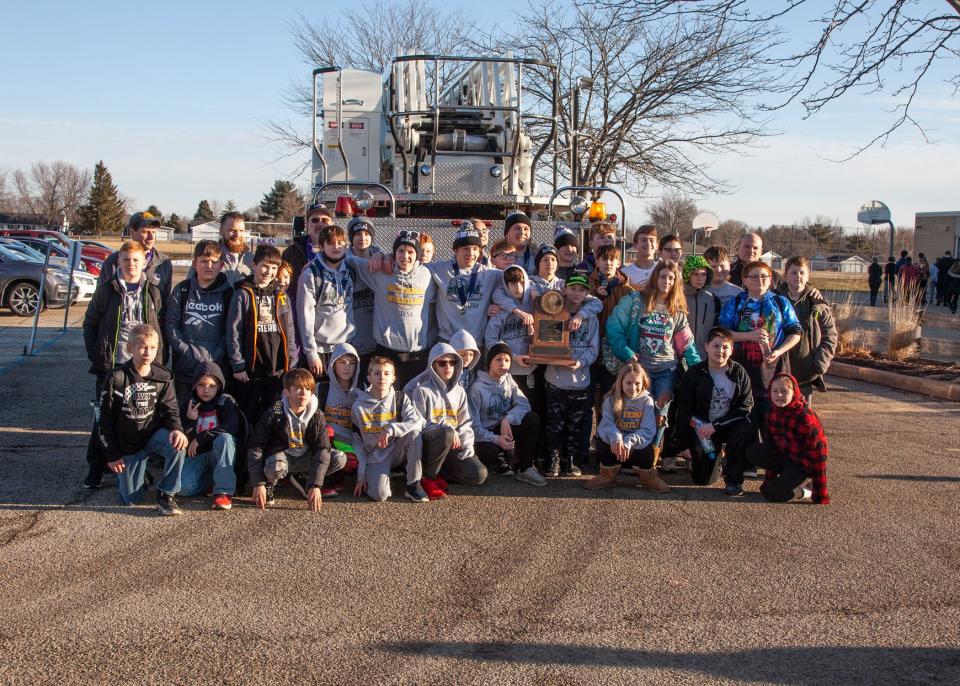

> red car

[{"left": 0, "top": 229, "right": 111, "bottom": 276}]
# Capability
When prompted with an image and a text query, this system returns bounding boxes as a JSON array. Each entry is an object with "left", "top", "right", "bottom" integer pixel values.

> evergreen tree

[
  {"left": 223, "top": 199, "right": 238, "bottom": 214},
  {"left": 259, "top": 180, "right": 298, "bottom": 220},
  {"left": 168, "top": 212, "right": 185, "bottom": 233},
  {"left": 76, "top": 161, "right": 125, "bottom": 234},
  {"left": 194, "top": 199, "right": 215, "bottom": 223},
  {"left": 145, "top": 204, "right": 163, "bottom": 220}
]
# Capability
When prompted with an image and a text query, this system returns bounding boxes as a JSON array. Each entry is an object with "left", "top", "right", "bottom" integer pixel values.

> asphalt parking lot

[{"left": 0, "top": 326, "right": 958, "bottom": 685}]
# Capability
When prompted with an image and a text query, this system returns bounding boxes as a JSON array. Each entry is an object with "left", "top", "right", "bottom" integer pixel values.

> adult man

[
  {"left": 282, "top": 203, "right": 334, "bottom": 287},
  {"left": 935, "top": 250, "right": 955, "bottom": 306},
  {"left": 98, "top": 211, "right": 173, "bottom": 297},
  {"left": 217, "top": 212, "right": 255, "bottom": 286},
  {"left": 729, "top": 233, "right": 782, "bottom": 289}
]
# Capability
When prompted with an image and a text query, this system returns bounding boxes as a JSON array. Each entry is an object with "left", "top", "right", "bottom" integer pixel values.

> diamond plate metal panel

[{"left": 432, "top": 162, "right": 502, "bottom": 196}]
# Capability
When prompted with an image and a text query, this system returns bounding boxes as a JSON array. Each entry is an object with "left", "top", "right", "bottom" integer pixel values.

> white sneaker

[
  {"left": 743, "top": 468, "right": 759, "bottom": 479},
  {"left": 795, "top": 486, "right": 813, "bottom": 502},
  {"left": 658, "top": 456, "right": 677, "bottom": 473},
  {"left": 515, "top": 466, "right": 547, "bottom": 487}
]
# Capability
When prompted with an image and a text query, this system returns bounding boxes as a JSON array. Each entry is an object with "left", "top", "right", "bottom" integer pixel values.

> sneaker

[
  {"left": 288, "top": 473, "right": 307, "bottom": 497},
  {"left": 545, "top": 457, "right": 560, "bottom": 478},
  {"left": 515, "top": 466, "right": 547, "bottom": 487},
  {"left": 321, "top": 488, "right": 339, "bottom": 498},
  {"left": 211, "top": 493, "right": 232, "bottom": 510},
  {"left": 743, "top": 468, "right": 759, "bottom": 479},
  {"left": 659, "top": 456, "right": 677, "bottom": 473},
  {"left": 404, "top": 481, "right": 430, "bottom": 503},
  {"left": 81, "top": 467, "right": 103, "bottom": 489},
  {"left": 421, "top": 477, "right": 447, "bottom": 500},
  {"left": 156, "top": 492, "right": 182, "bottom": 516},
  {"left": 560, "top": 464, "right": 582, "bottom": 477},
  {"left": 493, "top": 462, "right": 514, "bottom": 476},
  {"left": 264, "top": 483, "right": 276, "bottom": 506},
  {"left": 724, "top": 482, "right": 744, "bottom": 497},
  {"left": 795, "top": 486, "right": 813, "bottom": 503},
  {"left": 433, "top": 475, "right": 449, "bottom": 493}
]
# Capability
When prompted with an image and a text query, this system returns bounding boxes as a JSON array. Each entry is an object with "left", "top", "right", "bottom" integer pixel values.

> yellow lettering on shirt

[
  {"left": 325, "top": 404, "right": 352, "bottom": 428},
  {"left": 386, "top": 283, "right": 426, "bottom": 307},
  {"left": 431, "top": 407, "right": 458, "bottom": 427},
  {"left": 357, "top": 409, "right": 397, "bottom": 433}
]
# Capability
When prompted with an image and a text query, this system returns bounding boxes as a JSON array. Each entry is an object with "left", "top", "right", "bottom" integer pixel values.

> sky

[{"left": 3, "top": 0, "right": 958, "bottom": 229}]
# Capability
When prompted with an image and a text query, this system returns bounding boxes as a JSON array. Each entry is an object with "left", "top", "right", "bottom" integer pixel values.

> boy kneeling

[
  {"left": 248, "top": 369, "right": 346, "bottom": 511},
  {"left": 98, "top": 324, "right": 188, "bottom": 516},
  {"left": 179, "top": 361, "right": 241, "bottom": 510},
  {"left": 352, "top": 356, "right": 427, "bottom": 502},
  {"left": 674, "top": 326, "right": 758, "bottom": 488},
  {"left": 469, "top": 343, "right": 546, "bottom": 486}
]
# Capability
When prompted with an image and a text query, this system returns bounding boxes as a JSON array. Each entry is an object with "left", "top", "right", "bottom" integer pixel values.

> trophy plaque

[{"left": 526, "top": 290, "right": 573, "bottom": 365}]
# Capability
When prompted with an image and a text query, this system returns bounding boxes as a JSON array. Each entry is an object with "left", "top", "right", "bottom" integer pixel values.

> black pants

[
  {"left": 869, "top": 284, "right": 880, "bottom": 306},
  {"left": 702, "top": 418, "right": 762, "bottom": 485},
  {"left": 946, "top": 290, "right": 960, "bottom": 314},
  {"left": 475, "top": 411, "right": 540, "bottom": 472},
  {"left": 596, "top": 439, "right": 655, "bottom": 469},
  {"left": 545, "top": 384, "right": 592, "bottom": 468},
  {"left": 374, "top": 344, "right": 428, "bottom": 389},
  {"left": 744, "top": 442, "right": 809, "bottom": 502},
  {"left": 85, "top": 372, "right": 109, "bottom": 473},
  {"left": 530, "top": 366, "right": 549, "bottom": 462},
  {"left": 234, "top": 375, "right": 283, "bottom": 426},
  {"left": 420, "top": 425, "right": 488, "bottom": 485}
]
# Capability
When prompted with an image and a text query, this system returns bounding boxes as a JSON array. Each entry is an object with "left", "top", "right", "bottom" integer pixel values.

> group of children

[{"left": 81, "top": 207, "right": 832, "bottom": 516}]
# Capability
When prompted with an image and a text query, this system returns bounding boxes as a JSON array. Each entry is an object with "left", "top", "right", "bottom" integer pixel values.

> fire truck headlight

[
  {"left": 419, "top": 163, "right": 432, "bottom": 176},
  {"left": 490, "top": 164, "right": 503, "bottom": 178},
  {"left": 354, "top": 190, "right": 375, "bottom": 211}
]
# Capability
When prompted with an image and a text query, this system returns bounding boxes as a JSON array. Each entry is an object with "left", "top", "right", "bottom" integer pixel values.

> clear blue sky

[{"left": 3, "top": 1, "right": 959, "bottom": 229}]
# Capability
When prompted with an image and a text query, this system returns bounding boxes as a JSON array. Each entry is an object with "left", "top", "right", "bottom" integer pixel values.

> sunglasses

[
  {"left": 434, "top": 359, "right": 457, "bottom": 368},
  {"left": 397, "top": 230, "right": 421, "bottom": 240}
]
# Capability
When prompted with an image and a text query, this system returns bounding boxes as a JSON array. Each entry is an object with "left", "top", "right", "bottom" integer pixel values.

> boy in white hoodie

[
  {"left": 351, "top": 356, "right": 427, "bottom": 502},
  {"left": 469, "top": 343, "right": 547, "bottom": 486},
  {"left": 405, "top": 343, "right": 487, "bottom": 499}
]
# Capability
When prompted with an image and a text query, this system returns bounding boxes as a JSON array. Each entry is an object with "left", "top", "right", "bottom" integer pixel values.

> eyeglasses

[
  {"left": 746, "top": 274, "right": 771, "bottom": 280},
  {"left": 434, "top": 359, "right": 457, "bottom": 368},
  {"left": 493, "top": 252, "right": 516, "bottom": 261}
]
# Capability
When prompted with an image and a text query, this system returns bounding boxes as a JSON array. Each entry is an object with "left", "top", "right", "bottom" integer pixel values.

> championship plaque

[{"left": 526, "top": 290, "right": 573, "bottom": 365}]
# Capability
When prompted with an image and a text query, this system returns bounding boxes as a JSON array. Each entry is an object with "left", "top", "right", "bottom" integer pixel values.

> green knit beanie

[{"left": 682, "top": 255, "right": 711, "bottom": 282}]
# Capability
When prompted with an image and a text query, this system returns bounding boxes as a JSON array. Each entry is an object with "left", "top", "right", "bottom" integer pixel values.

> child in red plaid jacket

[{"left": 738, "top": 373, "right": 830, "bottom": 503}]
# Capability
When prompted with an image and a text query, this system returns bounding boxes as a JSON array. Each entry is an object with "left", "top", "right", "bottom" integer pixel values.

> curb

[{"left": 828, "top": 361, "right": 960, "bottom": 402}]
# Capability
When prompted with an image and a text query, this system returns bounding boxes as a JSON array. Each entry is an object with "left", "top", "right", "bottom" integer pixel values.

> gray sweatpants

[{"left": 364, "top": 433, "right": 420, "bottom": 502}]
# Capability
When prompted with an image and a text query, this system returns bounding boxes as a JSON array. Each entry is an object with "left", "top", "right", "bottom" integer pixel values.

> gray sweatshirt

[
  {"left": 349, "top": 255, "right": 435, "bottom": 352},
  {"left": 449, "top": 330, "right": 480, "bottom": 392},
  {"left": 468, "top": 370, "right": 531, "bottom": 443},
  {"left": 403, "top": 343, "right": 476, "bottom": 460},
  {"left": 282, "top": 395, "right": 319, "bottom": 458},
  {"left": 218, "top": 244, "right": 255, "bottom": 287},
  {"left": 544, "top": 310, "right": 599, "bottom": 390},
  {"left": 485, "top": 269, "right": 537, "bottom": 376},
  {"left": 348, "top": 246, "right": 380, "bottom": 354},
  {"left": 297, "top": 256, "right": 356, "bottom": 358},
  {"left": 596, "top": 393, "right": 657, "bottom": 451},
  {"left": 708, "top": 281, "right": 744, "bottom": 308},
  {"left": 351, "top": 387, "right": 424, "bottom": 481},
  {"left": 322, "top": 342, "right": 360, "bottom": 444},
  {"left": 429, "top": 261, "right": 503, "bottom": 342}
]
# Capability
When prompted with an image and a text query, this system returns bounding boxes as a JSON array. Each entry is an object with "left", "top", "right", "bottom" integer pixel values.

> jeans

[
  {"left": 179, "top": 434, "right": 237, "bottom": 496},
  {"left": 745, "top": 442, "right": 809, "bottom": 502},
  {"left": 647, "top": 367, "right": 678, "bottom": 450},
  {"left": 421, "top": 424, "right": 488, "bottom": 485},
  {"left": 116, "top": 428, "right": 185, "bottom": 505}
]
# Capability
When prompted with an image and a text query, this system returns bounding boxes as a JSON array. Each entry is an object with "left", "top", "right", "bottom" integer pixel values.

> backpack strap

[{"left": 315, "top": 379, "right": 331, "bottom": 410}]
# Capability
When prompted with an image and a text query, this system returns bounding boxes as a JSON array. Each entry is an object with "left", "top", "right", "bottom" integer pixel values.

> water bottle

[{"left": 690, "top": 417, "right": 718, "bottom": 462}]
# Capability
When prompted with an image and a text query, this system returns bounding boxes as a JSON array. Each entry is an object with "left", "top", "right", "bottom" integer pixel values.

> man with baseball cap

[
  {"left": 282, "top": 202, "right": 334, "bottom": 287},
  {"left": 97, "top": 211, "right": 174, "bottom": 297}
]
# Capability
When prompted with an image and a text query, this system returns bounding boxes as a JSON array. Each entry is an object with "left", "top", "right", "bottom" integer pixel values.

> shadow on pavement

[
  {"left": 377, "top": 641, "right": 960, "bottom": 683},
  {"left": 854, "top": 474, "right": 960, "bottom": 483}
]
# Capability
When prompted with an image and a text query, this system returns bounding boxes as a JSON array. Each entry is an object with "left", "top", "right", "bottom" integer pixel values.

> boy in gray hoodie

[
  {"left": 351, "top": 356, "right": 428, "bottom": 502},
  {"left": 347, "top": 230, "right": 435, "bottom": 387},
  {"left": 315, "top": 342, "right": 362, "bottom": 495},
  {"left": 298, "top": 224, "right": 356, "bottom": 378},
  {"left": 485, "top": 265, "right": 538, "bottom": 388},
  {"left": 404, "top": 343, "right": 486, "bottom": 499},
  {"left": 449, "top": 330, "right": 481, "bottom": 392},
  {"left": 469, "top": 343, "right": 547, "bottom": 486},
  {"left": 544, "top": 274, "right": 600, "bottom": 477}
]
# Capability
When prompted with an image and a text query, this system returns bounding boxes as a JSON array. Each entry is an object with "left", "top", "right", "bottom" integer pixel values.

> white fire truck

[{"left": 298, "top": 53, "right": 626, "bottom": 248}]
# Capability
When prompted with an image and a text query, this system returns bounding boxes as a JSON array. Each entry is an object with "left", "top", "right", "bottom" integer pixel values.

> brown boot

[
  {"left": 583, "top": 465, "right": 621, "bottom": 490},
  {"left": 637, "top": 468, "right": 670, "bottom": 494}
]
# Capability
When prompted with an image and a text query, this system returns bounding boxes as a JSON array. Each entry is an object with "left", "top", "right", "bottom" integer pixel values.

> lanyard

[{"left": 452, "top": 260, "right": 480, "bottom": 307}]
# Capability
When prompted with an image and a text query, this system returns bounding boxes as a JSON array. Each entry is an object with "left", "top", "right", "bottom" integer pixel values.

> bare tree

[
  {"left": 264, "top": 0, "right": 475, "bottom": 173},
  {"left": 647, "top": 192, "right": 700, "bottom": 240},
  {"left": 593, "top": 1, "right": 960, "bottom": 157},
  {"left": 480, "top": 1, "right": 777, "bottom": 198},
  {"left": 12, "top": 161, "right": 91, "bottom": 226},
  {"left": 710, "top": 218, "right": 752, "bottom": 251},
  {"left": 0, "top": 170, "right": 13, "bottom": 212}
]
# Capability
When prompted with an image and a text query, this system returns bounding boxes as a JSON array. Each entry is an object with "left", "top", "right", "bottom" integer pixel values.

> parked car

[
  {"left": 0, "top": 229, "right": 110, "bottom": 276},
  {"left": 0, "top": 245, "right": 78, "bottom": 315},
  {"left": 0, "top": 239, "right": 97, "bottom": 304},
  {"left": 79, "top": 239, "right": 113, "bottom": 252}
]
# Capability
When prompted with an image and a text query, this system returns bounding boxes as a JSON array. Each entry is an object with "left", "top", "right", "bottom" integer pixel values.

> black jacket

[
  {"left": 675, "top": 360, "right": 754, "bottom": 431},
  {"left": 776, "top": 285, "right": 838, "bottom": 391},
  {"left": 247, "top": 401, "right": 332, "bottom": 488},
  {"left": 83, "top": 277, "right": 164, "bottom": 375},
  {"left": 226, "top": 276, "right": 296, "bottom": 376},
  {"left": 98, "top": 248, "right": 173, "bottom": 298},
  {"left": 180, "top": 361, "right": 242, "bottom": 454},
  {"left": 868, "top": 262, "right": 882, "bottom": 286},
  {"left": 98, "top": 361, "right": 182, "bottom": 462}
]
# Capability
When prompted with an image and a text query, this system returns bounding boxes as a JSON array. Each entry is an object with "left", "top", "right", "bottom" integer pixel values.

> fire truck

[{"left": 298, "top": 53, "right": 626, "bottom": 249}]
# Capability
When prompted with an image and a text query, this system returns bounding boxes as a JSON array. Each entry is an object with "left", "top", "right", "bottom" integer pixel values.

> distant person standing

[
  {"left": 944, "top": 260, "right": 960, "bottom": 314},
  {"left": 899, "top": 257, "right": 920, "bottom": 295},
  {"left": 935, "top": 251, "right": 955, "bottom": 306},
  {"left": 917, "top": 253, "right": 930, "bottom": 304},
  {"left": 883, "top": 256, "right": 896, "bottom": 303},
  {"left": 867, "top": 257, "right": 883, "bottom": 306}
]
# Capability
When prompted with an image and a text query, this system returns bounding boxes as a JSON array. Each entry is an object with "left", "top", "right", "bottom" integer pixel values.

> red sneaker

[
  {"left": 434, "top": 475, "right": 449, "bottom": 493},
  {"left": 321, "top": 488, "right": 339, "bottom": 498},
  {"left": 211, "top": 493, "right": 232, "bottom": 510},
  {"left": 421, "top": 477, "right": 446, "bottom": 500}
]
